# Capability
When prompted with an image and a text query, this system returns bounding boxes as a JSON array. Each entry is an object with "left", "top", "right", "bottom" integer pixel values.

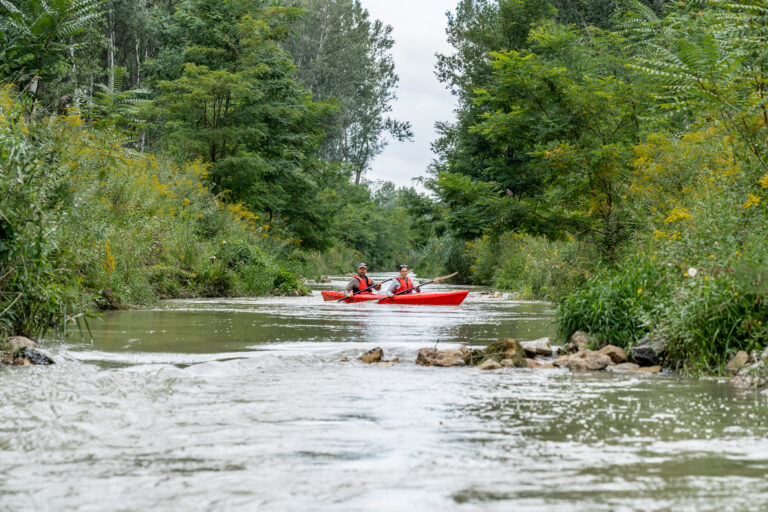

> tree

[
  {"left": 0, "top": 0, "right": 103, "bottom": 100},
  {"left": 150, "top": 0, "right": 335, "bottom": 249},
  {"left": 283, "top": 0, "right": 412, "bottom": 185},
  {"left": 434, "top": 21, "right": 649, "bottom": 260},
  {"left": 431, "top": 0, "right": 556, "bottom": 201}
]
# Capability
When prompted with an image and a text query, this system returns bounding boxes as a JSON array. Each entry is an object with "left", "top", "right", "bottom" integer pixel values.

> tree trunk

[
  {"left": 135, "top": 36, "right": 141, "bottom": 85},
  {"left": 108, "top": 8, "right": 115, "bottom": 92}
]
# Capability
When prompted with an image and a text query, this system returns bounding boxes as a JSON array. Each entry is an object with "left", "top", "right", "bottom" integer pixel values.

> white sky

[{"left": 360, "top": 0, "right": 458, "bottom": 191}]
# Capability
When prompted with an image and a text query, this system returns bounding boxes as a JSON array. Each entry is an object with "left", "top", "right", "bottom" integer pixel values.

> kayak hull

[{"left": 320, "top": 290, "right": 468, "bottom": 306}]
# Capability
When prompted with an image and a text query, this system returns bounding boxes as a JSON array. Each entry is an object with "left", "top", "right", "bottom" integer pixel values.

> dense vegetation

[
  {"left": 3, "top": 0, "right": 768, "bottom": 374},
  {"left": 0, "top": 0, "right": 422, "bottom": 339},
  {"left": 424, "top": 0, "right": 768, "bottom": 373}
]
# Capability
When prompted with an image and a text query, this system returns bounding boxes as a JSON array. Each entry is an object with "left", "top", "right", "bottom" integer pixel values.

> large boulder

[
  {"left": 726, "top": 351, "right": 750, "bottom": 374},
  {"left": 566, "top": 331, "right": 592, "bottom": 353},
  {"left": 4, "top": 336, "right": 38, "bottom": 352},
  {"left": 553, "top": 350, "right": 611, "bottom": 371},
  {"left": 3, "top": 347, "right": 55, "bottom": 366},
  {"left": 359, "top": 347, "right": 383, "bottom": 364},
  {"left": 629, "top": 334, "right": 667, "bottom": 367},
  {"left": 521, "top": 337, "right": 552, "bottom": 357},
  {"left": 416, "top": 347, "right": 470, "bottom": 367},
  {"left": 599, "top": 345, "right": 627, "bottom": 364}
]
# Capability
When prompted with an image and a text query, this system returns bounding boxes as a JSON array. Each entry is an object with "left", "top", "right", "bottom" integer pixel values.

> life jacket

[
  {"left": 394, "top": 277, "right": 413, "bottom": 294},
  {"left": 353, "top": 274, "right": 372, "bottom": 291}
]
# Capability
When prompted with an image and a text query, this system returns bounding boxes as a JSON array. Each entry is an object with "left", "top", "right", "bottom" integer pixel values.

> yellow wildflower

[
  {"left": 743, "top": 193, "right": 762, "bottom": 209},
  {"left": 664, "top": 206, "right": 692, "bottom": 223}
]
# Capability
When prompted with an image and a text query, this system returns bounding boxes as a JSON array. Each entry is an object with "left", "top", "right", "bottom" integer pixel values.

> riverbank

[{"left": 0, "top": 88, "right": 308, "bottom": 340}]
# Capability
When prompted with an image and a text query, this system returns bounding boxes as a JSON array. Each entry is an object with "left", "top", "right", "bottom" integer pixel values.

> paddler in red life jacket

[
  {"left": 345, "top": 263, "right": 382, "bottom": 298},
  {"left": 385, "top": 264, "right": 421, "bottom": 298}
]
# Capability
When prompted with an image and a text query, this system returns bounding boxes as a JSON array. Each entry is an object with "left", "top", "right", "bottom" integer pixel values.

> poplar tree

[{"left": 284, "top": 0, "right": 412, "bottom": 185}]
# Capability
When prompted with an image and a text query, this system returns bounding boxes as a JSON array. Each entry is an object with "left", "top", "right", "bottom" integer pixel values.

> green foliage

[
  {"left": 0, "top": 0, "right": 103, "bottom": 92},
  {"left": 0, "top": 87, "right": 87, "bottom": 338},
  {"left": 0, "top": 87, "right": 314, "bottom": 339},
  {"left": 556, "top": 254, "right": 672, "bottom": 347},
  {"left": 148, "top": 0, "right": 336, "bottom": 249},
  {"left": 470, "top": 233, "right": 597, "bottom": 300}
]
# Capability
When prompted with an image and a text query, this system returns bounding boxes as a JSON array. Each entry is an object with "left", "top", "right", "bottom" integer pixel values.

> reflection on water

[{"left": 2, "top": 276, "right": 768, "bottom": 511}]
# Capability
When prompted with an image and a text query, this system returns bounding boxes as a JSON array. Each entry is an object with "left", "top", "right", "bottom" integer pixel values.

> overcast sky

[{"left": 360, "top": 0, "right": 458, "bottom": 191}]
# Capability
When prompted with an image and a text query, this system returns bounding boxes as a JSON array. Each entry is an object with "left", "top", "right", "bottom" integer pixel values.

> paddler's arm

[{"left": 345, "top": 278, "right": 357, "bottom": 297}]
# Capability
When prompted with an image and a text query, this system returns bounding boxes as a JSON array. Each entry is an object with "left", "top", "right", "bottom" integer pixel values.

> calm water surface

[{"left": 2, "top": 275, "right": 768, "bottom": 511}]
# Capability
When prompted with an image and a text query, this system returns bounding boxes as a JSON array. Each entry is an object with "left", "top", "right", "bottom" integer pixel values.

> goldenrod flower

[{"left": 743, "top": 193, "right": 762, "bottom": 209}]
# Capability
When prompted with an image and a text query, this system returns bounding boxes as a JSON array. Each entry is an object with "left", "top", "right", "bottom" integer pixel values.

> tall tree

[
  {"left": 431, "top": 0, "right": 556, "bottom": 196},
  {"left": 0, "top": 0, "right": 103, "bottom": 101},
  {"left": 284, "top": 0, "right": 412, "bottom": 185},
  {"left": 149, "top": 0, "right": 335, "bottom": 249}
]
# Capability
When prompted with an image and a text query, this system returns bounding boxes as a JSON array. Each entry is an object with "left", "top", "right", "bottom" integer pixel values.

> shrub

[{"left": 556, "top": 254, "right": 672, "bottom": 347}]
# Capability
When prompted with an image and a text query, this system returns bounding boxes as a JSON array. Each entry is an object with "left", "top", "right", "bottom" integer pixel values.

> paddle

[
  {"left": 377, "top": 272, "right": 458, "bottom": 303},
  {"left": 337, "top": 277, "right": 395, "bottom": 302}
]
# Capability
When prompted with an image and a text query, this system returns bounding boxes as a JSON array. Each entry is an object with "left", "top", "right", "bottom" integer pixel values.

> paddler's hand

[
  {"left": 388, "top": 292, "right": 394, "bottom": 298},
  {"left": 374, "top": 281, "right": 381, "bottom": 291},
  {"left": 415, "top": 286, "right": 421, "bottom": 293}
]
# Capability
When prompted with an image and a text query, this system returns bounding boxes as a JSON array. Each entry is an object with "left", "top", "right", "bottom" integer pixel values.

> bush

[
  {"left": 0, "top": 88, "right": 88, "bottom": 338},
  {"left": 556, "top": 254, "right": 672, "bottom": 347}
]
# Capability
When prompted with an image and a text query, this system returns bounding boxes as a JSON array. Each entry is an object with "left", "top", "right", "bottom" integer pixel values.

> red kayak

[{"left": 320, "top": 290, "right": 468, "bottom": 306}]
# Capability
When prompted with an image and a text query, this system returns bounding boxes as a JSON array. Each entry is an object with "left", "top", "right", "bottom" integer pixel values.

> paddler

[
  {"left": 385, "top": 264, "right": 421, "bottom": 298},
  {"left": 345, "top": 263, "right": 382, "bottom": 297}
]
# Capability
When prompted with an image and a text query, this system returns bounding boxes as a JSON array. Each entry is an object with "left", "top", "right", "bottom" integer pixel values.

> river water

[{"left": 2, "top": 275, "right": 768, "bottom": 511}]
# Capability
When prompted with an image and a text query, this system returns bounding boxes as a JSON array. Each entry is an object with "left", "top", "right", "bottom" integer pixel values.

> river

[{"left": 2, "top": 275, "right": 768, "bottom": 511}]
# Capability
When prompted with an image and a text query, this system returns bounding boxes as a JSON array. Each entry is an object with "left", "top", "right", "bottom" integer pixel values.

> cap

[{"left": 357, "top": 263, "right": 367, "bottom": 269}]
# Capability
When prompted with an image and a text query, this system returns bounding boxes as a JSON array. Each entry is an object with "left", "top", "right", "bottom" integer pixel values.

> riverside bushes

[
  {"left": 0, "top": 88, "right": 307, "bottom": 339},
  {"left": 557, "top": 127, "right": 768, "bottom": 374}
]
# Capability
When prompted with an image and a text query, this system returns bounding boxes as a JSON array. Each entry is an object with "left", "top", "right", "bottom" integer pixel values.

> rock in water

[
  {"left": 477, "top": 359, "right": 502, "bottom": 370},
  {"left": 521, "top": 337, "right": 552, "bottom": 357},
  {"left": 415, "top": 347, "right": 469, "bottom": 367},
  {"left": 566, "top": 331, "right": 592, "bottom": 353},
  {"left": 608, "top": 363, "right": 640, "bottom": 372},
  {"left": 553, "top": 350, "right": 611, "bottom": 371},
  {"left": 483, "top": 338, "right": 526, "bottom": 366},
  {"left": 12, "top": 347, "right": 54, "bottom": 365},
  {"left": 525, "top": 358, "right": 555, "bottom": 369},
  {"left": 599, "top": 345, "right": 627, "bottom": 364},
  {"left": 630, "top": 334, "right": 667, "bottom": 366},
  {"left": 4, "top": 336, "right": 38, "bottom": 352},
  {"left": 733, "top": 361, "right": 768, "bottom": 389},
  {"left": 633, "top": 365, "right": 662, "bottom": 374},
  {"left": 726, "top": 351, "right": 750, "bottom": 374},
  {"left": 359, "top": 348, "right": 383, "bottom": 364}
]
